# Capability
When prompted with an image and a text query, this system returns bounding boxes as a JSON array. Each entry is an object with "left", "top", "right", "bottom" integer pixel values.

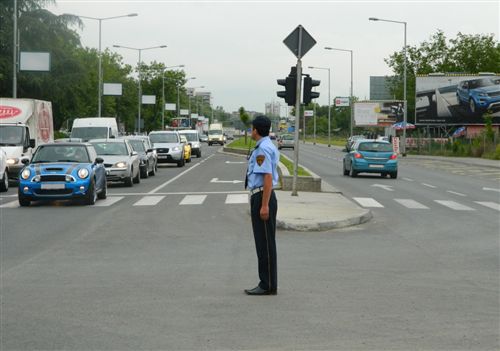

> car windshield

[
  {"left": 71, "top": 127, "right": 108, "bottom": 140},
  {"left": 128, "top": 139, "right": 146, "bottom": 152},
  {"left": 0, "top": 125, "right": 24, "bottom": 146},
  {"left": 32, "top": 145, "right": 90, "bottom": 163},
  {"left": 91, "top": 142, "right": 128, "bottom": 155},
  {"left": 209, "top": 130, "right": 222, "bottom": 135},
  {"left": 468, "top": 78, "right": 498, "bottom": 89},
  {"left": 179, "top": 133, "right": 198, "bottom": 142},
  {"left": 357, "top": 142, "right": 393, "bottom": 152},
  {"left": 149, "top": 133, "right": 178, "bottom": 143},
  {"left": 281, "top": 135, "right": 294, "bottom": 140}
]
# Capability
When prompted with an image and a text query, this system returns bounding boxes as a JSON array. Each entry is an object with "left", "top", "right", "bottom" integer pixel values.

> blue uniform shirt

[{"left": 246, "top": 136, "right": 280, "bottom": 190}]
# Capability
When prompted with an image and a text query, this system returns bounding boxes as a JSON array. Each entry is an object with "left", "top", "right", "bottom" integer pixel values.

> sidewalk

[{"left": 405, "top": 154, "right": 500, "bottom": 169}]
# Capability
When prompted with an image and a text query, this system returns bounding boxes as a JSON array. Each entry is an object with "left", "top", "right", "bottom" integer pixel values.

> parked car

[
  {"left": 149, "top": 131, "right": 185, "bottom": 167},
  {"left": 0, "top": 148, "right": 9, "bottom": 192},
  {"left": 180, "top": 135, "right": 192, "bottom": 163},
  {"left": 125, "top": 136, "right": 157, "bottom": 178},
  {"left": 343, "top": 140, "right": 398, "bottom": 178},
  {"left": 90, "top": 139, "right": 140, "bottom": 186},
  {"left": 456, "top": 78, "right": 500, "bottom": 113},
  {"left": 17, "top": 142, "right": 107, "bottom": 206},
  {"left": 179, "top": 130, "right": 202, "bottom": 158},
  {"left": 278, "top": 134, "right": 295, "bottom": 150}
]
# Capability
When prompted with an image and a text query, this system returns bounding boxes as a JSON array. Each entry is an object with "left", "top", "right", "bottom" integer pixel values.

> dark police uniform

[{"left": 246, "top": 134, "right": 280, "bottom": 293}]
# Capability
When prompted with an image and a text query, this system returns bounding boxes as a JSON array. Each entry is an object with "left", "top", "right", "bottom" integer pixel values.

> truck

[
  {"left": 0, "top": 98, "right": 54, "bottom": 181},
  {"left": 70, "top": 117, "right": 119, "bottom": 141},
  {"left": 208, "top": 123, "right": 224, "bottom": 146}
]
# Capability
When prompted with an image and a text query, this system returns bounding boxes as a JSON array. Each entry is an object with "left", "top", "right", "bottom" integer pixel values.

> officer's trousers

[{"left": 250, "top": 190, "right": 278, "bottom": 291}]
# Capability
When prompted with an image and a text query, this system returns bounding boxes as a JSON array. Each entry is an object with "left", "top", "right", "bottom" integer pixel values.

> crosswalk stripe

[
  {"left": 435, "top": 200, "right": 475, "bottom": 211},
  {"left": 225, "top": 194, "right": 249, "bottom": 204},
  {"left": 394, "top": 199, "right": 429, "bottom": 209},
  {"left": 474, "top": 201, "right": 500, "bottom": 211},
  {"left": 133, "top": 196, "right": 165, "bottom": 206},
  {"left": 180, "top": 195, "right": 207, "bottom": 205},
  {"left": 95, "top": 196, "right": 124, "bottom": 207},
  {"left": 353, "top": 197, "right": 384, "bottom": 208},
  {"left": 0, "top": 200, "right": 19, "bottom": 208}
]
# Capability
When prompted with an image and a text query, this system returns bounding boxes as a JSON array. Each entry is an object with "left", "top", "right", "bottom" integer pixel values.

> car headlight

[
  {"left": 7, "top": 158, "right": 19, "bottom": 165},
  {"left": 21, "top": 168, "right": 31, "bottom": 180},
  {"left": 478, "top": 92, "right": 488, "bottom": 97},
  {"left": 114, "top": 161, "right": 127, "bottom": 168},
  {"left": 172, "top": 146, "right": 181, "bottom": 152},
  {"left": 77, "top": 168, "right": 89, "bottom": 179}
]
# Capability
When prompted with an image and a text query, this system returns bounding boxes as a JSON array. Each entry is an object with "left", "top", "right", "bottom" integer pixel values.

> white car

[{"left": 0, "top": 148, "right": 8, "bottom": 192}]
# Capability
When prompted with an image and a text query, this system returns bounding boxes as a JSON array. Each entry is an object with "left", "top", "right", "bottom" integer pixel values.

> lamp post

[
  {"left": 324, "top": 46, "right": 354, "bottom": 138},
  {"left": 308, "top": 66, "right": 331, "bottom": 146},
  {"left": 369, "top": 17, "right": 407, "bottom": 155},
  {"left": 113, "top": 44, "right": 167, "bottom": 133},
  {"left": 187, "top": 86, "right": 205, "bottom": 115},
  {"left": 159, "top": 65, "right": 185, "bottom": 129},
  {"left": 77, "top": 13, "right": 137, "bottom": 117},
  {"left": 177, "top": 77, "right": 196, "bottom": 118}
]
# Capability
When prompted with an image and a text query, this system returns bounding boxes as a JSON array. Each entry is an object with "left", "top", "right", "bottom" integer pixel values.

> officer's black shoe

[{"left": 244, "top": 286, "right": 277, "bottom": 295}]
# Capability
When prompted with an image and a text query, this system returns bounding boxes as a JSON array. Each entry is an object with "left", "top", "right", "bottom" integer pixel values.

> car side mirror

[
  {"left": 131, "top": 151, "right": 138, "bottom": 156},
  {"left": 29, "top": 139, "right": 36, "bottom": 148},
  {"left": 95, "top": 157, "right": 104, "bottom": 164},
  {"left": 110, "top": 135, "right": 116, "bottom": 139},
  {"left": 146, "top": 149, "right": 153, "bottom": 153},
  {"left": 21, "top": 158, "right": 30, "bottom": 165}
]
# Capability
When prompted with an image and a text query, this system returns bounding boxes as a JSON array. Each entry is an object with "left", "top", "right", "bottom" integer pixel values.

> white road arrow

[
  {"left": 483, "top": 187, "right": 500, "bottom": 193},
  {"left": 225, "top": 161, "right": 246, "bottom": 164},
  {"left": 371, "top": 184, "right": 394, "bottom": 192},
  {"left": 210, "top": 178, "right": 244, "bottom": 184}
]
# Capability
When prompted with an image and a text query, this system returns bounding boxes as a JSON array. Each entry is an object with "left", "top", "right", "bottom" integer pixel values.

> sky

[{"left": 48, "top": 0, "right": 500, "bottom": 114}]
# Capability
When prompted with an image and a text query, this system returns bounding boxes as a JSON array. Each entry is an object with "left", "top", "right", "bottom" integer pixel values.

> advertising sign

[
  {"left": 142, "top": 95, "right": 156, "bottom": 104},
  {"left": 20, "top": 52, "right": 50, "bottom": 71},
  {"left": 191, "top": 113, "right": 198, "bottom": 119},
  {"left": 164, "top": 103, "right": 176, "bottom": 111},
  {"left": 416, "top": 74, "right": 500, "bottom": 125},
  {"left": 103, "top": 83, "right": 122, "bottom": 96},
  {"left": 354, "top": 101, "right": 404, "bottom": 126},
  {"left": 304, "top": 110, "right": 314, "bottom": 117},
  {"left": 180, "top": 109, "right": 189, "bottom": 116},
  {"left": 335, "top": 97, "right": 350, "bottom": 107}
]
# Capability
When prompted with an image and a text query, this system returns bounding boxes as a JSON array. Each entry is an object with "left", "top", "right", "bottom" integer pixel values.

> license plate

[
  {"left": 41, "top": 183, "right": 65, "bottom": 190},
  {"left": 158, "top": 155, "right": 168, "bottom": 159},
  {"left": 369, "top": 164, "right": 384, "bottom": 168}
]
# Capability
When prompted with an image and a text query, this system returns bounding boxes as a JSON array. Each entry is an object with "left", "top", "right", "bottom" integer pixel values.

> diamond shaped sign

[{"left": 283, "top": 25, "right": 317, "bottom": 59}]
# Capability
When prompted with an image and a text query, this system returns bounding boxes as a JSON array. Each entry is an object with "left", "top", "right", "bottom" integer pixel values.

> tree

[{"left": 239, "top": 107, "right": 251, "bottom": 144}]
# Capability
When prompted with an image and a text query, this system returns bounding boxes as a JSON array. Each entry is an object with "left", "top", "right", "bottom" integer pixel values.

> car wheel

[
  {"left": 208, "top": 142, "right": 212, "bottom": 146},
  {"left": 381, "top": 172, "right": 388, "bottom": 178},
  {"left": 469, "top": 99, "right": 477, "bottom": 113},
  {"left": 187, "top": 155, "right": 192, "bottom": 163},
  {"left": 141, "top": 164, "right": 149, "bottom": 179},
  {"left": 124, "top": 171, "right": 133, "bottom": 187},
  {"left": 149, "top": 162, "right": 156, "bottom": 176},
  {"left": 350, "top": 168, "right": 358, "bottom": 178},
  {"left": 343, "top": 163, "right": 349, "bottom": 176},
  {"left": 197, "top": 151, "right": 202, "bottom": 158},
  {"left": 133, "top": 167, "right": 141, "bottom": 184},
  {"left": 390, "top": 171, "right": 398, "bottom": 179},
  {"left": 177, "top": 157, "right": 185, "bottom": 167},
  {"left": 0, "top": 170, "right": 8, "bottom": 192},
  {"left": 84, "top": 179, "right": 97, "bottom": 205},
  {"left": 97, "top": 179, "right": 107, "bottom": 200},
  {"left": 18, "top": 189, "right": 30, "bottom": 207}
]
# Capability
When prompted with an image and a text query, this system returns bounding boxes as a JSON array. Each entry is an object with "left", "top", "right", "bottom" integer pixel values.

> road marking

[
  {"left": 394, "top": 199, "right": 429, "bottom": 209},
  {"left": 148, "top": 154, "right": 214, "bottom": 194},
  {"left": 225, "top": 194, "right": 249, "bottom": 204},
  {"left": 109, "top": 191, "right": 248, "bottom": 196},
  {"left": 133, "top": 196, "right": 165, "bottom": 206},
  {"left": 225, "top": 161, "right": 246, "bottom": 164},
  {"left": 435, "top": 200, "right": 475, "bottom": 211},
  {"left": 483, "top": 187, "right": 500, "bottom": 193},
  {"left": 371, "top": 184, "right": 394, "bottom": 192},
  {"left": 180, "top": 195, "right": 207, "bottom": 205},
  {"left": 474, "top": 201, "right": 500, "bottom": 211},
  {"left": 402, "top": 177, "right": 414, "bottom": 182},
  {"left": 353, "top": 197, "right": 384, "bottom": 208},
  {"left": 0, "top": 200, "right": 18, "bottom": 208},
  {"left": 210, "top": 178, "right": 244, "bottom": 184},
  {"left": 446, "top": 190, "right": 467, "bottom": 197},
  {"left": 94, "top": 196, "right": 124, "bottom": 207},
  {"left": 422, "top": 183, "right": 437, "bottom": 188}
]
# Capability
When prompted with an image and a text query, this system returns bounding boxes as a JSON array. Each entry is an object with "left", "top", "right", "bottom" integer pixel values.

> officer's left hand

[{"left": 260, "top": 205, "right": 269, "bottom": 221}]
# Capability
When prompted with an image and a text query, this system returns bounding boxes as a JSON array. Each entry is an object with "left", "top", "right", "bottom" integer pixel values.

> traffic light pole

[{"left": 291, "top": 59, "right": 302, "bottom": 197}]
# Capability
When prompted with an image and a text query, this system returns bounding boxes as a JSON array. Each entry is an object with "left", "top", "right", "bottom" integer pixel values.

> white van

[{"left": 70, "top": 118, "right": 118, "bottom": 141}]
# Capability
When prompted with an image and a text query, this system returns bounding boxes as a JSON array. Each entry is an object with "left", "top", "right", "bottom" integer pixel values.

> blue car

[
  {"left": 343, "top": 140, "right": 398, "bottom": 178},
  {"left": 18, "top": 143, "right": 107, "bottom": 206},
  {"left": 456, "top": 78, "right": 500, "bottom": 113}
]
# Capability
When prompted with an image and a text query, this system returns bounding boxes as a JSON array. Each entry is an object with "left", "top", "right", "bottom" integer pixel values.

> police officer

[{"left": 245, "top": 115, "right": 279, "bottom": 296}]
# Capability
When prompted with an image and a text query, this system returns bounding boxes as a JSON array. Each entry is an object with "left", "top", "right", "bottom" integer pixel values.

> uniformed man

[{"left": 244, "top": 115, "right": 279, "bottom": 296}]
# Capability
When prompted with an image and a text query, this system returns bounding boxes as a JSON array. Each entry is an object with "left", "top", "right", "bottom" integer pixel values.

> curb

[{"left": 277, "top": 209, "right": 372, "bottom": 232}]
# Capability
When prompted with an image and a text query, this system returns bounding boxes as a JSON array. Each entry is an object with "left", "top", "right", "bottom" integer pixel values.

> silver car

[
  {"left": 178, "top": 130, "right": 202, "bottom": 158},
  {"left": 125, "top": 136, "right": 158, "bottom": 178},
  {"left": 0, "top": 148, "right": 8, "bottom": 192},
  {"left": 278, "top": 134, "right": 295, "bottom": 150},
  {"left": 149, "top": 131, "right": 186, "bottom": 167},
  {"left": 90, "top": 139, "right": 140, "bottom": 186}
]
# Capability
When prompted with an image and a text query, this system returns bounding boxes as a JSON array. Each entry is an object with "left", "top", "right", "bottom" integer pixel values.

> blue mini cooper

[{"left": 18, "top": 143, "right": 107, "bottom": 206}]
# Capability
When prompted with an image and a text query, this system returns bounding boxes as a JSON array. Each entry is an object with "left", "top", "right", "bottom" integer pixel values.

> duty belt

[{"left": 250, "top": 187, "right": 264, "bottom": 195}]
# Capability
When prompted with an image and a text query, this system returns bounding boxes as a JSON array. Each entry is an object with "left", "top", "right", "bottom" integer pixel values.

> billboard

[
  {"left": 164, "top": 103, "right": 176, "bottom": 111},
  {"left": 103, "top": 83, "right": 122, "bottom": 96},
  {"left": 20, "top": 52, "right": 50, "bottom": 71},
  {"left": 335, "top": 97, "right": 350, "bottom": 107},
  {"left": 415, "top": 74, "right": 500, "bottom": 125},
  {"left": 142, "top": 95, "right": 156, "bottom": 104},
  {"left": 354, "top": 101, "right": 404, "bottom": 127}
]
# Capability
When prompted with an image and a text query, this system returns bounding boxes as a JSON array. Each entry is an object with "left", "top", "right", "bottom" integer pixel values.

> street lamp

[
  {"left": 324, "top": 46, "right": 354, "bottom": 138},
  {"left": 113, "top": 44, "right": 167, "bottom": 133},
  {"left": 369, "top": 17, "right": 408, "bottom": 155},
  {"left": 76, "top": 13, "right": 138, "bottom": 117},
  {"left": 187, "top": 86, "right": 205, "bottom": 115},
  {"left": 177, "top": 77, "right": 196, "bottom": 118},
  {"left": 308, "top": 66, "right": 331, "bottom": 146},
  {"left": 159, "top": 65, "right": 185, "bottom": 129}
]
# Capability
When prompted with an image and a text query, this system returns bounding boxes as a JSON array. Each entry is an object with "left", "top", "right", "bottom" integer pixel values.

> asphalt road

[{"left": 1, "top": 141, "right": 499, "bottom": 350}]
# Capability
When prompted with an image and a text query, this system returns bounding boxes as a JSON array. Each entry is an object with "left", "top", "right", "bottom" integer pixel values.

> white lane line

[
  {"left": 0, "top": 200, "right": 19, "bottom": 208},
  {"left": 435, "top": 200, "right": 475, "bottom": 211},
  {"left": 148, "top": 154, "right": 215, "bottom": 194},
  {"left": 180, "top": 195, "right": 207, "bottom": 205},
  {"left": 446, "top": 190, "right": 467, "bottom": 197},
  {"left": 94, "top": 196, "right": 124, "bottom": 207},
  {"left": 109, "top": 191, "right": 248, "bottom": 196},
  {"left": 133, "top": 196, "right": 165, "bottom": 206},
  {"left": 394, "top": 199, "right": 429, "bottom": 209},
  {"left": 225, "top": 194, "right": 249, "bottom": 204},
  {"left": 403, "top": 177, "right": 414, "bottom": 182},
  {"left": 0, "top": 194, "right": 17, "bottom": 198},
  {"left": 474, "top": 201, "right": 500, "bottom": 211},
  {"left": 483, "top": 187, "right": 500, "bottom": 193},
  {"left": 353, "top": 197, "right": 384, "bottom": 208},
  {"left": 422, "top": 183, "right": 437, "bottom": 188}
]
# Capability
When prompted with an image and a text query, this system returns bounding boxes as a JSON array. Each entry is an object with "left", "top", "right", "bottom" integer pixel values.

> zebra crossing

[{"left": 352, "top": 197, "right": 499, "bottom": 212}]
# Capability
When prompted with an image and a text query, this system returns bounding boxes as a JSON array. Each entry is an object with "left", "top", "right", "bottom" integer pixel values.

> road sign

[
  {"left": 165, "top": 103, "right": 176, "bottom": 111},
  {"left": 283, "top": 25, "right": 316, "bottom": 59},
  {"left": 304, "top": 110, "right": 314, "bottom": 117},
  {"left": 142, "top": 95, "right": 156, "bottom": 104},
  {"left": 180, "top": 109, "right": 189, "bottom": 116},
  {"left": 335, "top": 97, "right": 350, "bottom": 107},
  {"left": 103, "top": 83, "right": 122, "bottom": 96}
]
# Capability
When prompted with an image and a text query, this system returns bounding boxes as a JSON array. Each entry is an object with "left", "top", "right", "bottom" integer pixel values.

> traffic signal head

[
  {"left": 276, "top": 67, "right": 297, "bottom": 106},
  {"left": 303, "top": 76, "right": 320, "bottom": 105}
]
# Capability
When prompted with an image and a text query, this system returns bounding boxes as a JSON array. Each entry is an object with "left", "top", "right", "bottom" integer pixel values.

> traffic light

[
  {"left": 277, "top": 67, "right": 297, "bottom": 106},
  {"left": 303, "top": 76, "right": 320, "bottom": 104}
]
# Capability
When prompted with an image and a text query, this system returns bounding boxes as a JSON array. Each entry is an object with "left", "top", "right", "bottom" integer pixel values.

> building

[
  {"left": 370, "top": 76, "right": 394, "bottom": 100},
  {"left": 265, "top": 101, "right": 281, "bottom": 117},
  {"left": 195, "top": 91, "right": 212, "bottom": 106}
]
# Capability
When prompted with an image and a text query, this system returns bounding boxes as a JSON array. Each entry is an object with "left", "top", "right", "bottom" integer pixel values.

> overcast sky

[{"left": 48, "top": 0, "right": 499, "bottom": 114}]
